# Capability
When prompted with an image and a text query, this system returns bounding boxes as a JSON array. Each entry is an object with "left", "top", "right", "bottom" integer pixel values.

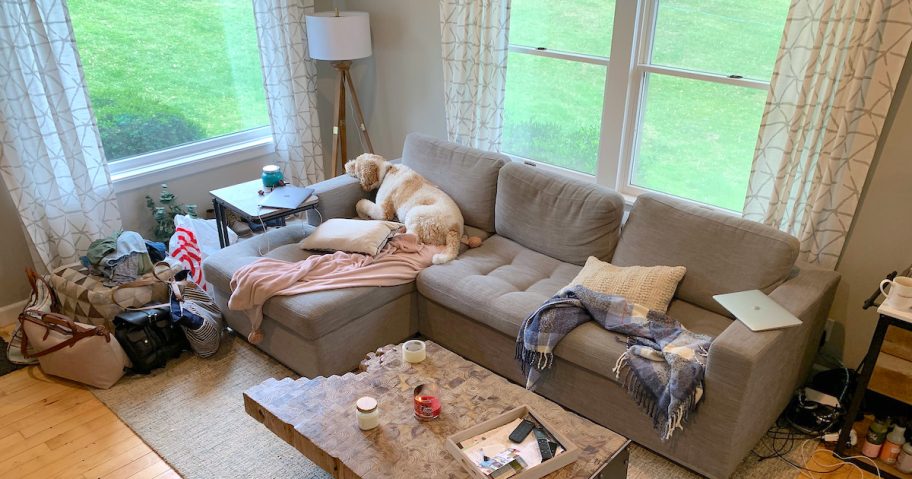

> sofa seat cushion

[
  {"left": 417, "top": 234, "right": 628, "bottom": 381},
  {"left": 204, "top": 226, "right": 413, "bottom": 342},
  {"left": 666, "top": 299, "right": 732, "bottom": 338}
]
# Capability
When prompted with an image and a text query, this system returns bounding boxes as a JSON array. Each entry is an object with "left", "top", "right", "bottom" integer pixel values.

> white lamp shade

[{"left": 305, "top": 11, "right": 372, "bottom": 61}]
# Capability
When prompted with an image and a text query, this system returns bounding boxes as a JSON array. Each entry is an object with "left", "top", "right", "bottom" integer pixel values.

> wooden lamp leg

[
  {"left": 331, "top": 60, "right": 374, "bottom": 176},
  {"left": 331, "top": 61, "right": 350, "bottom": 177},
  {"left": 344, "top": 70, "right": 374, "bottom": 154},
  {"left": 330, "top": 65, "right": 342, "bottom": 177}
]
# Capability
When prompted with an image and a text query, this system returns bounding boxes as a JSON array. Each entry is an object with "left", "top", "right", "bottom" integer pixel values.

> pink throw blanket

[{"left": 228, "top": 233, "right": 442, "bottom": 343}]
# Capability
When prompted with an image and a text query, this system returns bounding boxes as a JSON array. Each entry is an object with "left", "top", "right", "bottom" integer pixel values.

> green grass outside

[
  {"left": 68, "top": 0, "right": 788, "bottom": 210},
  {"left": 68, "top": 0, "right": 269, "bottom": 160},
  {"left": 503, "top": 0, "right": 790, "bottom": 210}
]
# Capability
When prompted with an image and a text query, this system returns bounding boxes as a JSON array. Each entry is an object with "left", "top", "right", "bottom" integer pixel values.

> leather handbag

[
  {"left": 113, "top": 306, "right": 189, "bottom": 374},
  {"left": 7, "top": 269, "right": 59, "bottom": 366},
  {"left": 19, "top": 312, "right": 130, "bottom": 389}
]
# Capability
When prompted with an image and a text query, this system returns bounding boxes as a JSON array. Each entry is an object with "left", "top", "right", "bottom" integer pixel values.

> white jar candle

[
  {"left": 402, "top": 340, "right": 427, "bottom": 363},
  {"left": 356, "top": 396, "right": 379, "bottom": 430}
]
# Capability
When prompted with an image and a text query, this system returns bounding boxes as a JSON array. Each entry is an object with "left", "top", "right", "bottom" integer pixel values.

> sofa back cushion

[
  {"left": 401, "top": 132, "right": 508, "bottom": 232},
  {"left": 611, "top": 192, "right": 799, "bottom": 316},
  {"left": 495, "top": 163, "right": 625, "bottom": 265}
]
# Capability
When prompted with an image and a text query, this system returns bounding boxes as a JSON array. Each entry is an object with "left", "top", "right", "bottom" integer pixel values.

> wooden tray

[{"left": 445, "top": 405, "right": 581, "bottom": 479}]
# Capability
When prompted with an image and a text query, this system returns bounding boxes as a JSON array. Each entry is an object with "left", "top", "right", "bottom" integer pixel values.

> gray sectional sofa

[{"left": 204, "top": 133, "right": 840, "bottom": 478}]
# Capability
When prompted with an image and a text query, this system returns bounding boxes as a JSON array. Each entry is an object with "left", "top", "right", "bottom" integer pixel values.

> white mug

[{"left": 880, "top": 276, "right": 912, "bottom": 311}]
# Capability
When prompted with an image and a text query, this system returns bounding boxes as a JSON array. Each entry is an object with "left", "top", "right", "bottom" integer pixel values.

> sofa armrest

[
  {"left": 701, "top": 265, "right": 840, "bottom": 458},
  {"left": 306, "top": 174, "right": 369, "bottom": 225}
]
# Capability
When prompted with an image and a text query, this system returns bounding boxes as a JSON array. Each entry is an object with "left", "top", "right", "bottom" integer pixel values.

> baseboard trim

[{"left": 0, "top": 300, "right": 27, "bottom": 328}]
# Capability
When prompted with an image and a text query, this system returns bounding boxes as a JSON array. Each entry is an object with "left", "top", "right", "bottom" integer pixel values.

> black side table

[
  {"left": 835, "top": 305, "right": 912, "bottom": 479},
  {"left": 210, "top": 179, "right": 319, "bottom": 248}
]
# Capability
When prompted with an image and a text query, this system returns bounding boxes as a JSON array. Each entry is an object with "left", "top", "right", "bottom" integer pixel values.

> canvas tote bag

[
  {"left": 47, "top": 259, "right": 183, "bottom": 329},
  {"left": 19, "top": 312, "right": 130, "bottom": 389}
]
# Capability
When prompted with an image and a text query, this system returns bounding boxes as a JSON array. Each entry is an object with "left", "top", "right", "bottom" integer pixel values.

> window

[
  {"left": 503, "top": 0, "right": 616, "bottom": 175},
  {"left": 68, "top": 0, "right": 270, "bottom": 164},
  {"left": 502, "top": 0, "right": 790, "bottom": 211}
]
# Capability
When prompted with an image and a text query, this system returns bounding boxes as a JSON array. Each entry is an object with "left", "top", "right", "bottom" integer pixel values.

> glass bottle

[{"left": 356, "top": 396, "right": 379, "bottom": 430}]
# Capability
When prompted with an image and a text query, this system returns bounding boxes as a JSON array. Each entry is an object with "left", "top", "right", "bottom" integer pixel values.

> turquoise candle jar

[{"left": 262, "top": 165, "right": 284, "bottom": 188}]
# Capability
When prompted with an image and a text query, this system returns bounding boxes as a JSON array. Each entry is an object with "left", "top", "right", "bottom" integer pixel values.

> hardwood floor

[{"left": 0, "top": 364, "right": 179, "bottom": 479}]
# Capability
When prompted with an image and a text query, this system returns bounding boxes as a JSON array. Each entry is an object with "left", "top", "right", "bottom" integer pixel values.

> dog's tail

[{"left": 432, "top": 229, "right": 461, "bottom": 265}]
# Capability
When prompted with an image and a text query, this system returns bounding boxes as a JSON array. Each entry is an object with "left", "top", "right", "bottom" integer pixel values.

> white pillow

[{"left": 299, "top": 219, "right": 403, "bottom": 256}]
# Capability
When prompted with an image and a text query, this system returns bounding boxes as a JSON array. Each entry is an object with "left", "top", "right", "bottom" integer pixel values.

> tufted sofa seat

[
  {"left": 417, "top": 235, "right": 581, "bottom": 339},
  {"left": 204, "top": 132, "right": 840, "bottom": 478}
]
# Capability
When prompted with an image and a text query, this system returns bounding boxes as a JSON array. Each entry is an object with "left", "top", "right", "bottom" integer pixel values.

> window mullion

[
  {"left": 639, "top": 64, "right": 770, "bottom": 90},
  {"left": 507, "top": 45, "right": 610, "bottom": 67},
  {"left": 596, "top": 0, "right": 651, "bottom": 190}
]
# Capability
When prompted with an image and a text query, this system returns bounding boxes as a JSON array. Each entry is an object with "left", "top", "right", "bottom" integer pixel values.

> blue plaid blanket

[{"left": 516, "top": 285, "right": 713, "bottom": 441}]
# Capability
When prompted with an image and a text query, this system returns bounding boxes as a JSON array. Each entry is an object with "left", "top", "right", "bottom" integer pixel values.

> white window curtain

[
  {"left": 743, "top": 0, "right": 912, "bottom": 269},
  {"left": 252, "top": 0, "right": 324, "bottom": 185},
  {"left": 439, "top": 0, "right": 511, "bottom": 151},
  {"left": 0, "top": 0, "right": 122, "bottom": 273}
]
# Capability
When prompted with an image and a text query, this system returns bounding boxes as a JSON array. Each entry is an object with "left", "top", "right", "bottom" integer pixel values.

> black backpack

[{"left": 113, "top": 306, "right": 188, "bottom": 374}]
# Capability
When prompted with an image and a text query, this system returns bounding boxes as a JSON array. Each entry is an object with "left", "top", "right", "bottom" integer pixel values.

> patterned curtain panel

[
  {"left": 440, "top": 0, "right": 511, "bottom": 151},
  {"left": 743, "top": 0, "right": 912, "bottom": 269},
  {"left": 0, "top": 0, "right": 122, "bottom": 273},
  {"left": 252, "top": 0, "right": 324, "bottom": 185}
]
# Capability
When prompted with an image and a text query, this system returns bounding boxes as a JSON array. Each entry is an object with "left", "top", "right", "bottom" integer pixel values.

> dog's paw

[
  {"left": 355, "top": 199, "right": 374, "bottom": 219},
  {"left": 432, "top": 252, "right": 454, "bottom": 265}
]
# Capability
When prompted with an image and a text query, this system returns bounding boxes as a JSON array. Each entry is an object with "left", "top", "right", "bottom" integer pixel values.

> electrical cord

[
  {"left": 751, "top": 416, "right": 882, "bottom": 478},
  {"left": 254, "top": 204, "right": 322, "bottom": 257}
]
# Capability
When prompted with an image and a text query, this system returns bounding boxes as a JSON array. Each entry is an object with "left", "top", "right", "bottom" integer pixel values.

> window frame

[
  {"left": 108, "top": 127, "right": 274, "bottom": 191},
  {"left": 503, "top": 0, "right": 776, "bottom": 212}
]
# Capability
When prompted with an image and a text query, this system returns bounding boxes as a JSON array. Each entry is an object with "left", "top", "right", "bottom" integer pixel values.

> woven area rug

[
  {"left": 628, "top": 441, "right": 812, "bottom": 478},
  {"left": 91, "top": 334, "right": 329, "bottom": 479},
  {"left": 92, "top": 333, "right": 808, "bottom": 479}
]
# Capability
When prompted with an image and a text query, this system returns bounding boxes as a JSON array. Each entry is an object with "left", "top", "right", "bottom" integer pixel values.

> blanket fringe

[
  {"left": 615, "top": 357, "right": 702, "bottom": 442},
  {"left": 515, "top": 342, "right": 553, "bottom": 378}
]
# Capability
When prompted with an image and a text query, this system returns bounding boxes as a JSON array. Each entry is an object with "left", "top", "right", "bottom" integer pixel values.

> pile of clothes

[{"left": 80, "top": 231, "right": 168, "bottom": 286}]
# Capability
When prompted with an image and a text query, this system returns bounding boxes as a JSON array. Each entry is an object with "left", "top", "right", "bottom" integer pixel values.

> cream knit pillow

[{"left": 563, "top": 256, "right": 686, "bottom": 313}]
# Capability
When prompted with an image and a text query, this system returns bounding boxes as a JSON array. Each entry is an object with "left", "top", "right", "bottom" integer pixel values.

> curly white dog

[{"left": 345, "top": 154, "right": 464, "bottom": 264}]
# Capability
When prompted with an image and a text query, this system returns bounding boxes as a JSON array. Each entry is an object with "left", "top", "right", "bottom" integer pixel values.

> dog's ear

[
  {"left": 358, "top": 158, "right": 379, "bottom": 191},
  {"left": 344, "top": 159, "right": 357, "bottom": 177}
]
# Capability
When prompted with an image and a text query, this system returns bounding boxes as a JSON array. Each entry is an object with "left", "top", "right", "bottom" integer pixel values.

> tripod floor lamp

[{"left": 306, "top": 11, "right": 374, "bottom": 177}]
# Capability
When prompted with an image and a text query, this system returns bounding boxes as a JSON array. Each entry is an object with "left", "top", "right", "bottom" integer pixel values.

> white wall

[
  {"left": 0, "top": 179, "right": 35, "bottom": 305},
  {"left": 342, "top": 0, "right": 448, "bottom": 158},
  {"left": 828, "top": 52, "right": 912, "bottom": 367}
]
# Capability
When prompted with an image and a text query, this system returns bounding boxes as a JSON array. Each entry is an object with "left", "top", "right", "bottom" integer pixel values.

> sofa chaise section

[{"left": 204, "top": 179, "right": 417, "bottom": 377}]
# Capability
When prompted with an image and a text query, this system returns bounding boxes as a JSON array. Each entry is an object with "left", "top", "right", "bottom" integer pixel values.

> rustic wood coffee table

[{"left": 244, "top": 341, "right": 630, "bottom": 478}]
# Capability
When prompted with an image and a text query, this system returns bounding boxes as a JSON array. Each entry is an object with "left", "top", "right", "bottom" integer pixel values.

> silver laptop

[
  {"left": 713, "top": 290, "right": 801, "bottom": 331},
  {"left": 258, "top": 185, "right": 314, "bottom": 209}
]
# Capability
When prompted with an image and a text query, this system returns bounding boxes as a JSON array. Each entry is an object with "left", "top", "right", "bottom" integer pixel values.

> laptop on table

[{"left": 258, "top": 185, "right": 314, "bottom": 210}]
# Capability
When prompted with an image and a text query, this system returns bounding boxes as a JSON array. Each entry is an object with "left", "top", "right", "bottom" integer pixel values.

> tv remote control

[
  {"left": 508, "top": 419, "right": 535, "bottom": 443},
  {"left": 533, "top": 428, "right": 554, "bottom": 460}
]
